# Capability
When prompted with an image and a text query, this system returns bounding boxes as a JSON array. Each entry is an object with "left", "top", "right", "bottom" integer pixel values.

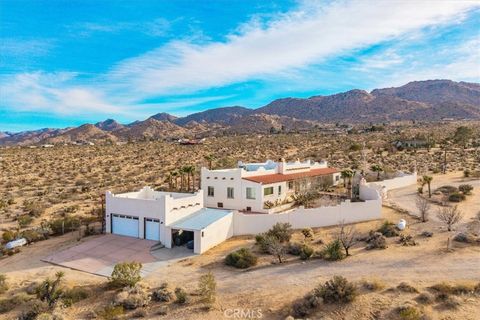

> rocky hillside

[{"left": 1, "top": 79, "right": 479, "bottom": 145}]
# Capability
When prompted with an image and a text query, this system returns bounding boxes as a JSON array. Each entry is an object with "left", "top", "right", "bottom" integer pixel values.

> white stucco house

[
  {"left": 105, "top": 187, "right": 233, "bottom": 254},
  {"left": 201, "top": 159, "right": 340, "bottom": 213}
]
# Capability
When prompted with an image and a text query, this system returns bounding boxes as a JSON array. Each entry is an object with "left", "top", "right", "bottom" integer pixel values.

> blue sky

[{"left": 1, "top": 0, "right": 479, "bottom": 132}]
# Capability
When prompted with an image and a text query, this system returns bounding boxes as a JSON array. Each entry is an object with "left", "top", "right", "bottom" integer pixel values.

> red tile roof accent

[{"left": 243, "top": 167, "right": 338, "bottom": 184}]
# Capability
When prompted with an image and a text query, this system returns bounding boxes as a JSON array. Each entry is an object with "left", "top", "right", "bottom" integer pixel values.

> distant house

[
  {"left": 393, "top": 139, "right": 429, "bottom": 149},
  {"left": 201, "top": 159, "right": 340, "bottom": 213}
]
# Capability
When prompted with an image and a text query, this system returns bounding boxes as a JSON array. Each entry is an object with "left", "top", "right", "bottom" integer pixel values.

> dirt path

[{"left": 388, "top": 172, "right": 480, "bottom": 221}]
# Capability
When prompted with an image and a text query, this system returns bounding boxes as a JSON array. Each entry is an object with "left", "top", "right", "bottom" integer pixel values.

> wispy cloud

[
  {"left": 71, "top": 18, "right": 172, "bottom": 37},
  {"left": 110, "top": 0, "right": 479, "bottom": 95},
  {"left": 1, "top": 0, "right": 479, "bottom": 121}
]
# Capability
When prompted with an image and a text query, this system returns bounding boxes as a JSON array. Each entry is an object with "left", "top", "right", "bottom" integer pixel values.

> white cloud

[{"left": 110, "top": 0, "right": 479, "bottom": 95}]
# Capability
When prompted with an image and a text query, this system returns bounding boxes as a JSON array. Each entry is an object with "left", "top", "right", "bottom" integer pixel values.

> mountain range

[{"left": 1, "top": 79, "right": 479, "bottom": 146}]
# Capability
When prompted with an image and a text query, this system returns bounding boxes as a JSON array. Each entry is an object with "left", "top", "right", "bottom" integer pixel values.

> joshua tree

[
  {"left": 370, "top": 164, "right": 383, "bottom": 181},
  {"left": 170, "top": 171, "right": 179, "bottom": 190},
  {"left": 437, "top": 205, "right": 464, "bottom": 231},
  {"left": 453, "top": 126, "right": 472, "bottom": 149},
  {"left": 422, "top": 175, "right": 433, "bottom": 198},
  {"left": 341, "top": 169, "right": 354, "bottom": 199},
  {"left": 415, "top": 195, "right": 431, "bottom": 222},
  {"left": 204, "top": 154, "right": 215, "bottom": 170}
]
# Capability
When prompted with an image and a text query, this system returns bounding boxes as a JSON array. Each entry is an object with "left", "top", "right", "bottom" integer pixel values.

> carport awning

[{"left": 169, "top": 208, "right": 232, "bottom": 231}]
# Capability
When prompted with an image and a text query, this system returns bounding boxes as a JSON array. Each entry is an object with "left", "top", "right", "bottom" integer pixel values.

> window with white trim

[
  {"left": 227, "top": 187, "right": 234, "bottom": 199},
  {"left": 207, "top": 186, "right": 214, "bottom": 197},
  {"left": 246, "top": 187, "right": 256, "bottom": 199}
]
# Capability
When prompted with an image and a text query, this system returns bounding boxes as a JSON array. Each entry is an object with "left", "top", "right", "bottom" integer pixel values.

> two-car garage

[{"left": 111, "top": 214, "right": 160, "bottom": 241}]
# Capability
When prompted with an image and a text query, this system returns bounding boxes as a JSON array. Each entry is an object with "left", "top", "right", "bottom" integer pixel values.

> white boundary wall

[{"left": 231, "top": 173, "right": 417, "bottom": 236}]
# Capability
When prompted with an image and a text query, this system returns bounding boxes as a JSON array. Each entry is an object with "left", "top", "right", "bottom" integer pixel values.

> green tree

[
  {"left": 109, "top": 262, "right": 142, "bottom": 288},
  {"left": 453, "top": 126, "right": 473, "bottom": 148},
  {"left": 341, "top": 169, "right": 354, "bottom": 199},
  {"left": 36, "top": 271, "right": 65, "bottom": 307},
  {"left": 370, "top": 164, "right": 383, "bottom": 181},
  {"left": 422, "top": 175, "right": 433, "bottom": 198},
  {"left": 204, "top": 154, "right": 215, "bottom": 170}
]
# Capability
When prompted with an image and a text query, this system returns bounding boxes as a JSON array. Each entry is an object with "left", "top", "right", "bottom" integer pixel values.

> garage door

[
  {"left": 111, "top": 214, "right": 139, "bottom": 238},
  {"left": 145, "top": 218, "right": 160, "bottom": 241}
]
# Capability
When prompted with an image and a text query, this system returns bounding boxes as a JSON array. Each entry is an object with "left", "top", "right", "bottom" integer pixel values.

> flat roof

[
  {"left": 242, "top": 167, "right": 338, "bottom": 184},
  {"left": 169, "top": 208, "right": 233, "bottom": 231}
]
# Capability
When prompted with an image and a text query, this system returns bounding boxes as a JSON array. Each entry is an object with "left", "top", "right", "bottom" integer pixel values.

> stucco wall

[
  {"left": 368, "top": 172, "right": 417, "bottom": 192},
  {"left": 197, "top": 213, "right": 234, "bottom": 254}
]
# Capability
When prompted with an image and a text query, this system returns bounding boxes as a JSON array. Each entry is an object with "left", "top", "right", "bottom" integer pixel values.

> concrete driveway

[{"left": 43, "top": 234, "right": 193, "bottom": 277}]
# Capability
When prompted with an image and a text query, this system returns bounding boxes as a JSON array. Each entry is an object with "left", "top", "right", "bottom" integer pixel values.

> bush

[
  {"left": 322, "top": 240, "right": 345, "bottom": 261},
  {"left": 62, "top": 286, "right": 89, "bottom": 304},
  {"left": 315, "top": 276, "right": 357, "bottom": 303},
  {"left": 265, "top": 222, "right": 292, "bottom": 243},
  {"left": 152, "top": 282, "right": 173, "bottom": 302},
  {"left": 291, "top": 292, "right": 321, "bottom": 318},
  {"left": 397, "top": 305, "right": 422, "bottom": 320},
  {"left": 365, "top": 231, "right": 387, "bottom": 250},
  {"left": 225, "top": 248, "right": 257, "bottom": 269},
  {"left": 114, "top": 284, "right": 150, "bottom": 310},
  {"left": 255, "top": 234, "right": 269, "bottom": 253},
  {"left": 109, "top": 262, "right": 142, "bottom": 288},
  {"left": 23, "top": 201, "right": 46, "bottom": 217},
  {"left": 415, "top": 292, "right": 434, "bottom": 304},
  {"left": 21, "top": 229, "right": 48, "bottom": 244},
  {"left": 287, "top": 242, "right": 302, "bottom": 256},
  {"left": 453, "top": 232, "right": 476, "bottom": 243},
  {"left": 198, "top": 272, "right": 216, "bottom": 307},
  {"left": 2, "top": 230, "right": 16, "bottom": 242},
  {"left": 458, "top": 184, "right": 473, "bottom": 195},
  {"left": 448, "top": 192, "right": 465, "bottom": 202},
  {"left": 377, "top": 221, "right": 399, "bottom": 237},
  {"left": 0, "top": 274, "right": 7, "bottom": 294},
  {"left": 18, "top": 300, "right": 49, "bottom": 320},
  {"left": 299, "top": 244, "right": 314, "bottom": 260},
  {"left": 36, "top": 271, "right": 65, "bottom": 307},
  {"left": 361, "top": 279, "right": 385, "bottom": 291},
  {"left": 48, "top": 216, "right": 80, "bottom": 235},
  {"left": 18, "top": 215, "right": 33, "bottom": 227},
  {"left": 97, "top": 305, "right": 124, "bottom": 320},
  {"left": 398, "top": 234, "right": 417, "bottom": 246},
  {"left": 174, "top": 287, "right": 187, "bottom": 304},
  {"left": 397, "top": 282, "right": 418, "bottom": 293},
  {"left": 301, "top": 228, "right": 314, "bottom": 240}
]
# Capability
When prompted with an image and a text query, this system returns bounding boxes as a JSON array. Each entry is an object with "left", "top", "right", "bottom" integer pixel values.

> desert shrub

[
  {"left": 0, "top": 296, "right": 22, "bottom": 313},
  {"left": 397, "top": 305, "right": 422, "bottom": 320},
  {"left": 451, "top": 284, "right": 475, "bottom": 295},
  {"left": 225, "top": 248, "right": 257, "bottom": 269},
  {"left": 288, "top": 242, "right": 302, "bottom": 256},
  {"left": 114, "top": 284, "right": 150, "bottom": 310},
  {"left": 265, "top": 222, "right": 292, "bottom": 243},
  {"left": 1, "top": 230, "right": 16, "bottom": 242},
  {"left": 415, "top": 292, "right": 434, "bottom": 304},
  {"left": 436, "top": 185, "right": 458, "bottom": 195},
  {"left": 458, "top": 184, "right": 473, "bottom": 195},
  {"left": 453, "top": 232, "right": 476, "bottom": 243},
  {"left": 448, "top": 192, "right": 465, "bottom": 202},
  {"left": 174, "top": 287, "right": 187, "bottom": 304},
  {"left": 299, "top": 244, "right": 314, "bottom": 260},
  {"left": 291, "top": 292, "right": 321, "bottom": 318},
  {"left": 441, "top": 296, "right": 461, "bottom": 309},
  {"left": 420, "top": 231, "right": 433, "bottom": 237},
  {"left": 377, "top": 221, "right": 399, "bottom": 237},
  {"left": 398, "top": 234, "right": 417, "bottom": 246},
  {"left": 397, "top": 282, "right": 419, "bottom": 293},
  {"left": 322, "top": 239, "right": 345, "bottom": 261},
  {"left": 315, "top": 276, "right": 357, "bottom": 303},
  {"left": 430, "top": 282, "right": 453, "bottom": 295},
  {"left": 36, "top": 271, "right": 65, "bottom": 307},
  {"left": 301, "top": 228, "right": 314, "bottom": 240},
  {"left": 361, "top": 279, "right": 385, "bottom": 291},
  {"left": 97, "top": 305, "right": 125, "bottom": 320},
  {"left": 18, "top": 300, "right": 49, "bottom": 320},
  {"left": 463, "top": 169, "right": 471, "bottom": 177},
  {"left": 17, "top": 215, "right": 33, "bottom": 227},
  {"left": 21, "top": 229, "right": 48, "bottom": 243},
  {"left": 109, "top": 262, "right": 142, "bottom": 288},
  {"left": 365, "top": 231, "right": 387, "bottom": 250},
  {"left": 62, "top": 286, "right": 89, "bottom": 305},
  {"left": 23, "top": 201, "right": 46, "bottom": 217},
  {"left": 198, "top": 272, "right": 216, "bottom": 308},
  {"left": 48, "top": 216, "right": 80, "bottom": 235},
  {"left": 0, "top": 274, "right": 7, "bottom": 294},
  {"left": 152, "top": 282, "right": 173, "bottom": 302}
]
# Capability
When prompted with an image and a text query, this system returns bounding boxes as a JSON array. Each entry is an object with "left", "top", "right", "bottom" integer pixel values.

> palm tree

[
  {"left": 183, "top": 165, "right": 195, "bottom": 192},
  {"left": 178, "top": 167, "right": 186, "bottom": 191},
  {"left": 370, "top": 164, "right": 383, "bottom": 181},
  {"left": 204, "top": 154, "right": 215, "bottom": 170},
  {"left": 422, "top": 175, "right": 433, "bottom": 198},
  {"left": 341, "top": 169, "right": 354, "bottom": 199}
]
